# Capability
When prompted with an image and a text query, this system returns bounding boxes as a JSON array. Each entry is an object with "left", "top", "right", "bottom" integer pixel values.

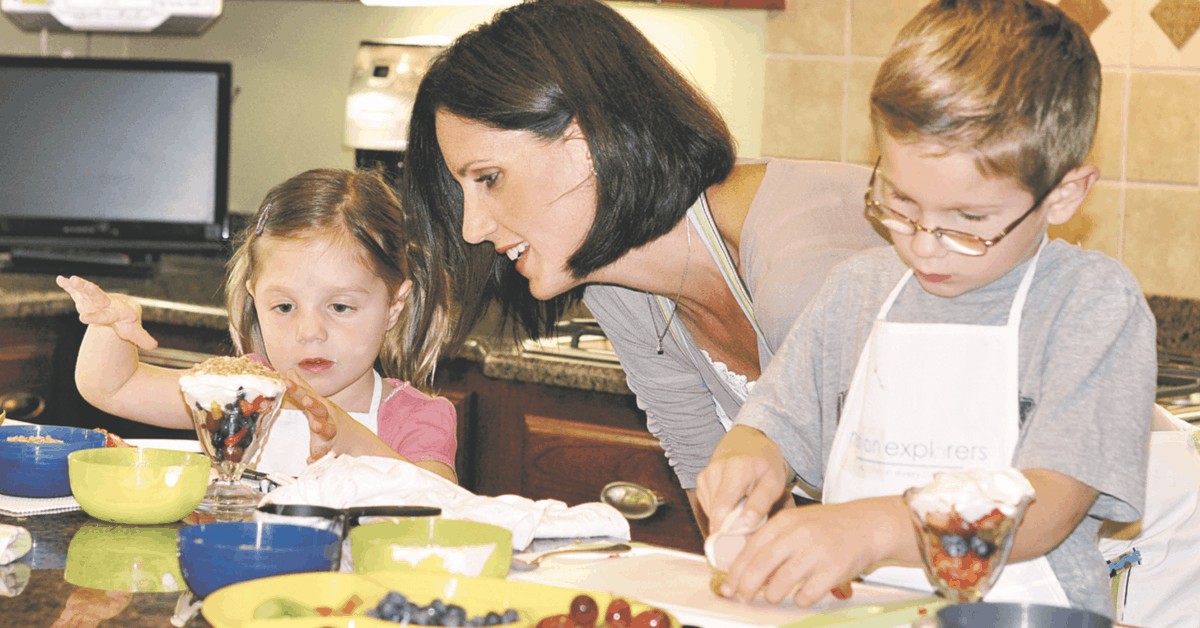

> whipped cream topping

[
  {"left": 907, "top": 468, "right": 1035, "bottom": 522},
  {"left": 180, "top": 373, "right": 285, "bottom": 408},
  {"left": 179, "top": 357, "right": 284, "bottom": 408}
]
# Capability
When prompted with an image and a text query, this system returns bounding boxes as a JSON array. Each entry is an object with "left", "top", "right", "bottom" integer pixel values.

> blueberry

[
  {"left": 484, "top": 611, "right": 502, "bottom": 625},
  {"left": 969, "top": 535, "right": 994, "bottom": 558},
  {"left": 940, "top": 533, "right": 969, "bottom": 557},
  {"left": 502, "top": 609, "right": 519, "bottom": 624},
  {"left": 444, "top": 605, "right": 467, "bottom": 625}
]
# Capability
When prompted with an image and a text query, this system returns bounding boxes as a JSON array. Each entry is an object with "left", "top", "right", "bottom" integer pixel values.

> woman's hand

[
  {"left": 719, "top": 496, "right": 911, "bottom": 606},
  {"left": 696, "top": 426, "right": 793, "bottom": 536},
  {"left": 55, "top": 275, "right": 158, "bottom": 351}
]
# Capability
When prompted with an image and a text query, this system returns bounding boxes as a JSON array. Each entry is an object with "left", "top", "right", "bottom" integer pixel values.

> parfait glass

[
  {"left": 187, "top": 391, "right": 284, "bottom": 521},
  {"left": 903, "top": 485, "right": 1032, "bottom": 603}
]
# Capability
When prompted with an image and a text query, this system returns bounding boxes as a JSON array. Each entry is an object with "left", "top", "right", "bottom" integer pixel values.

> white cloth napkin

[
  {"left": 0, "top": 524, "right": 31, "bottom": 565},
  {"left": 259, "top": 455, "right": 630, "bottom": 550}
]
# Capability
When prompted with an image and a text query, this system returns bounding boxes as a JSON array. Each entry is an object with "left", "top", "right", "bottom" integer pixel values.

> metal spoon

[
  {"left": 600, "top": 481, "right": 665, "bottom": 520},
  {"left": 510, "top": 543, "right": 632, "bottom": 571}
]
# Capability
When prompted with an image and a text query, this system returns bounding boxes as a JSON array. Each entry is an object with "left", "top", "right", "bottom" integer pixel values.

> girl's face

[
  {"left": 247, "top": 235, "right": 408, "bottom": 411},
  {"left": 436, "top": 110, "right": 597, "bottom": 300}
]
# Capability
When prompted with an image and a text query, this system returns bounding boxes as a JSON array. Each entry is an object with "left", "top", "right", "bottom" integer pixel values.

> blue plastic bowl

[
  {"left": 0, "top": 425, "right": 107, "bottom": 497},
  {"left": 176, "top": 522, "right": 340, "bottom": 598}
]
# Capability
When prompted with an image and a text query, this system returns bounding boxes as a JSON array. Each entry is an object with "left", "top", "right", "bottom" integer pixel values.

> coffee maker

[{"left": 344, "top": 36, "right": 450, "bottom": 177}]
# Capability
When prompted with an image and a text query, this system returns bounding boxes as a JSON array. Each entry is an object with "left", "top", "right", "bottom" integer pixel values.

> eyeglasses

[{"left": 863, "top": 157, "right": 1049, "bottom": 257}]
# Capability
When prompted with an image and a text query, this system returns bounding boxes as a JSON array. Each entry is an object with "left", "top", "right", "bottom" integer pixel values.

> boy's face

[{"left": 876, "top": 136, "right": 1052, "bottom": 298}]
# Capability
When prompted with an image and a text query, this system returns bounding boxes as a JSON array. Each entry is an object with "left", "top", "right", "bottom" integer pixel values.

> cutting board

[{"left": 508, "top": 544, "right": 942, "bottom": 627}]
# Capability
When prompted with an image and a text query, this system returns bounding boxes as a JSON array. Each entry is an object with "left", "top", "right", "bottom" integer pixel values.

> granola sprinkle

[
  {"left": 187, "top": 355, "right": 282, "bottom": 380},
  {"left": 7, "top": 435, "right": 64, "bottom": 444}
]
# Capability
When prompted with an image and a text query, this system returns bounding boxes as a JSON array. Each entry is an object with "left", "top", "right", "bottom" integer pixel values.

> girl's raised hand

[
  {"left": 696, "top": 425, "right": 793, "bottom": 537},
  {"left": 55, "top": 275, "right": 158, "bottom": 351}
]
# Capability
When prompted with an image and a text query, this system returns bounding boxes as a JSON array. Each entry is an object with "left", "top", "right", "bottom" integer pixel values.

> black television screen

[{"left": 0, "top": 56, "right": 231, "bottom": 254}]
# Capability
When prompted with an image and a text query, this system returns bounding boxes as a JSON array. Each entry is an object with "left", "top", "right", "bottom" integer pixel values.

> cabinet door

[
  {"left": 522, "top": 415, "right": 703, "bottom": 554},
  {"left": 0, "top": 319, "right": 56, "bottom": 421}
]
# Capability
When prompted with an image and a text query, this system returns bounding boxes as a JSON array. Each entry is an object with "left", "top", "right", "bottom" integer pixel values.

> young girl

[{"left": 57, "top": 168, "right": 458, "bottom": 482}]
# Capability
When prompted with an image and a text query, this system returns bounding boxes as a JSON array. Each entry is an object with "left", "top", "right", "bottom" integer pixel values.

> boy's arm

[
  {"left": 719, "top": 468, "right": 1096, "bottom": 606},
  {"left": 57, "top": 275, "right": 192, "bottom": 429}
]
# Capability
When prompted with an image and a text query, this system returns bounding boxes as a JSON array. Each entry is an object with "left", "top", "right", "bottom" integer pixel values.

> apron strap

[{"left": 1005, "top": 236, "right": 1048, "bottom": 325}]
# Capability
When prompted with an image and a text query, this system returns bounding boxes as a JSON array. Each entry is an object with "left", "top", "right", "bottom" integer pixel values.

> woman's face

[{"left": 436, "top": 110, "right": 597, "bottom": 300}]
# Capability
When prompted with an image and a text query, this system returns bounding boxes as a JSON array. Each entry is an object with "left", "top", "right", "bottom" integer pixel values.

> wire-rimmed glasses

[{"left": 864, "top": 157, "right": 1049, "bottom": 257}]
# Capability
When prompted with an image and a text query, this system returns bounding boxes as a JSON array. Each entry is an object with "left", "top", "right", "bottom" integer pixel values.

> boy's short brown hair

[{"left": 871, "top": 0, "right": 1100, "bottom": 199}]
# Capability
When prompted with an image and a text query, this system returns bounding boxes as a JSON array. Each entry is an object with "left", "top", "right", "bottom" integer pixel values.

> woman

[{"left": 405, "top": 0, "right": 883, "bottom": 526}]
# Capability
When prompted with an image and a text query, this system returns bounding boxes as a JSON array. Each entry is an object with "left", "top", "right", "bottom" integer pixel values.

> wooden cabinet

[
  {"left": 436, "top": 358, "right": 704, "bottom": 554},
  {"left": 0, "top": 318, "right": 58, "bottom": 422}
]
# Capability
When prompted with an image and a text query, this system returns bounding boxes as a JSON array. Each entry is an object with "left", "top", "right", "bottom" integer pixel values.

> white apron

[
  {"left": 254, "top": 371, "right": 384, "bottom": 477},
  {"left": 823, "top": 243, "right": 1071, "bottom": 606},
  {"left": 1100, "top": 406, "right": 1200, "bottom": 627}
]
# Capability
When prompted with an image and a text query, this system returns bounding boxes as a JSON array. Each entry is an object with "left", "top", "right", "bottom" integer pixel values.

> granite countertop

[
  {"left": 0, "top": 261, "right": 633, "bottom": 396},
  {"left": 5, "top": 258, "right": 1200, "bottom": 396}
]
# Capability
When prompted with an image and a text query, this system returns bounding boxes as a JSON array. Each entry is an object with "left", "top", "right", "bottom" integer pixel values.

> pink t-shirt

[{"left": 378, "top": 378, "right": 457, "bottom": 469}]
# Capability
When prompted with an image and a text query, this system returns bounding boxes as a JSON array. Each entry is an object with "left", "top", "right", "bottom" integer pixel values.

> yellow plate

[{"left": 202, "top": 571, "right": 677, "bottom": 627}]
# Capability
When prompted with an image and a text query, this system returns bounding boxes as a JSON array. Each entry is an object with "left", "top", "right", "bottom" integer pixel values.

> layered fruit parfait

[
  {"left": 180, "top": 356, "right": 285, "bottom": 470},
  {"left": 903, "top": 468, "right": 1035, "bottom": 602}
]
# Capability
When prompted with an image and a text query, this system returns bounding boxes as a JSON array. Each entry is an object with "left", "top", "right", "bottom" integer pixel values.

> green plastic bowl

[
  {"left": 349, "top": 518, "right": 512, "bottom": 578},
  {"left": 69, "top": 447, "right": 211, "bottom": 525}
]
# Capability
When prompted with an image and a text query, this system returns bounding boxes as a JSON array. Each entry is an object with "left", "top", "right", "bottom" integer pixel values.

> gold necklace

[{"left": 651, "top": 220, "right": 692, "bottom": 355}]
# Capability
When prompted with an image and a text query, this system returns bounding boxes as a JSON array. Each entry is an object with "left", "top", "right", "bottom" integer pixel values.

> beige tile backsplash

[{"left": 764, "top": 0, "right": 1200, "bottom": 299}]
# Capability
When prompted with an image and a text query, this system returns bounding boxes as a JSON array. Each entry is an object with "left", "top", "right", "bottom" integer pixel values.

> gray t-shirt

[
  {"left": 739, "top": 240, "right": 1157, "bottom": 617},
  {"left": 585, "top": 159, "right": 886, "bottom": 489}
]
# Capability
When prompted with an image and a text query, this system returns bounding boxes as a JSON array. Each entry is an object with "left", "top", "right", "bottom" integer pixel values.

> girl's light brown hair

[
  {"left": 225, "top": 168, "right": 450, "bottom": 387},
  {"left": 870, "top": 0, "right": 1101, "bottom": 199}
]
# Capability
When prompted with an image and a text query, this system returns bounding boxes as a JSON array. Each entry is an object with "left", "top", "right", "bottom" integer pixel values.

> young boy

[{"left": 696, "top": 0, "right": 1155, "bottom": 618}]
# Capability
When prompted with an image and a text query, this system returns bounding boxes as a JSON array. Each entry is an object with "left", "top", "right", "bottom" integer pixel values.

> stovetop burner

[
  {"left": 521, "top": 318, "right": 619, "bottom": 364},
  {"left": 1157, "top": 349, "right": 1200, "bottom": 422}
]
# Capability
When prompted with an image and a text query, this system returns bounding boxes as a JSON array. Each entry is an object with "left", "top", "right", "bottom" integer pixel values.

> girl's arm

[
  {"left": 56, "top": 275, "right": 192, "bottom": 429},
  {"left": 285, "top": 372, "right": 458, "bottom": 484}
]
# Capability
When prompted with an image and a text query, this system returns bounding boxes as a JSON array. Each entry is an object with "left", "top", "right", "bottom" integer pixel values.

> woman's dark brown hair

[{"left": 404, "top": 0, "right": 736, "bottom": 340}]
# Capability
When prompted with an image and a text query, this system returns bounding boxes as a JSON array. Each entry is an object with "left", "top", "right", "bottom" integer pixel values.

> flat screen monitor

[{"left": 0, "top": 55, "right": 231, "bottom": 258}]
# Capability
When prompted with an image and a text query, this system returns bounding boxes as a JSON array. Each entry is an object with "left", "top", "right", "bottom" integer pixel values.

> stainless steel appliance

[
  {"left": 1157, "top": 350, "right": 1200, "bottom": 423},
  {"left": 344, "top": 36, "right": 449, "bottom": 173}
]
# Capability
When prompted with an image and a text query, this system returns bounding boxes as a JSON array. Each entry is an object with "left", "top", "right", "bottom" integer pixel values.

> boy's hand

[
  {"left": 719, "top": 496, "right": 909, "bottom": 607},
  {"left": 696, "top": 425, "right": 793, "bottom": 536},
  {"left": 55, "top": 275, "right": 158, "bottom": 351}
]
